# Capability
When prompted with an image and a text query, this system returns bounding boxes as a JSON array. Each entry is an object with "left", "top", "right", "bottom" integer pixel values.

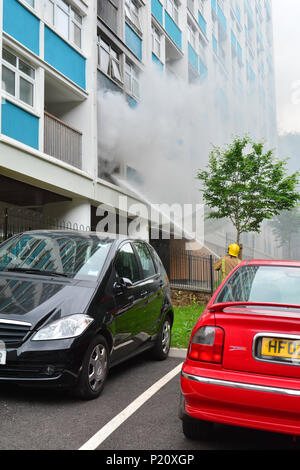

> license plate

[
  {"left": 0, "top": 350, "right": 6, "bottom": 365},
  {"left": 261, "top": 337, "right": 300, "bottom": 362}
]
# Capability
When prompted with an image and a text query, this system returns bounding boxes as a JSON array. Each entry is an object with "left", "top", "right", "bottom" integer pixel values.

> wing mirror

[{"left": 113, "top": 277, "right": 133, "bottom": 293}]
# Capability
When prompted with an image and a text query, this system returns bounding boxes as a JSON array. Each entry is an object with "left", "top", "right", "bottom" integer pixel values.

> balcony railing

[{"left": 44, "top": 111, "right": 82, "bottom": 170}]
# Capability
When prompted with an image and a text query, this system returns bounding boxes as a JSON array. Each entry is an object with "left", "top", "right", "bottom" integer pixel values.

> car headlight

[{"left": 32, "top": 314, "right": 94, "bottom": 341}]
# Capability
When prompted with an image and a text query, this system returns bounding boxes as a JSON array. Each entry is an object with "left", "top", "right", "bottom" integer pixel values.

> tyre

[
  {"left": 74, "top": 335, "right": 109, "bottom": 400},
  {"left": 182, "top": 416, "right": 214, "bottom": 440},
  {"left": 151, "top": 316, "right": 172, "bottom": 360}
]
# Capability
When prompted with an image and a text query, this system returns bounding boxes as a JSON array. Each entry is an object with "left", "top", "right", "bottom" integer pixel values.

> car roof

[{"left": 242, "top": 259, "right": 300, "bottom": 267}]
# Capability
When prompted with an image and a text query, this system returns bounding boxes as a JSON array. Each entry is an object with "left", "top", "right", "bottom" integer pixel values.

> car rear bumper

[{"left": 181, "top": 366, "right": 300, "bottom": 436}]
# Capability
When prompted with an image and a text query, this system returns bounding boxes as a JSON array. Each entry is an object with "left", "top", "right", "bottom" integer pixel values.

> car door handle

[{"left": 140, "top": 290, "right": 148, "bottom": 298}]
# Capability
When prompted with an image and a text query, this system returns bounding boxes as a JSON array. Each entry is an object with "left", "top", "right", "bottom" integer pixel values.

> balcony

[
  {"left": 44, "top": 111, "right": 82, "bottom": 169},
  {"left": 44, "top": 71, "right": 85, "bottom": 170}
]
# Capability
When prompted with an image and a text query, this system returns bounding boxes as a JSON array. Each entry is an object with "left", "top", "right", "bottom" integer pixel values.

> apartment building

[
  {"left": 0, "top": 0, "right": 279, "bottom": 258},
  {"left": 0, "top": 0, "right": 142, "bottom": 235}
]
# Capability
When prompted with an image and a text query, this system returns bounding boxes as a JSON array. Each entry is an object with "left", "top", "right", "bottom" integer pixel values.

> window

[
  {"left": 0, "top": 233, "right": 113, "bottom": 279},
  {"left": 165, "top": 0, "right": 179, "bottom": 24},
  {"left": 125, "top": 61, "right": 140, "bottom": 99},
  {"left": 44, "top": 0, "right": 83, "bottom": 48},
  {"left": 24, "top": 0, "right": 35, "bottom": 7},
  {"left": 98, "top": 37, "right": 122, "bottom": 83},
  {"left": 216, "top": 265, "right": 300, "bottom": 306},
  {"left": 115, "top": 243, "right": 141, "bottom": 283},
  {"left": 187, "top": 0, "right": 194, "bottom": 15},
  {"left": 152, "top": 25, "right": 162, "bottom": 58},
  {"left": 198, "top": 0, "right": 205, "bottom": 13},
  {"left": 2, "top": 48, "right": 35, "bottom": 107},
  {"left": 187, "top": 22, "right": 197, "bottom": 49},
  {"left": 125, "top": 0, "right": 141, "bottom": 30},
  {"left": 134, "top": 243, "right": 156, "bottom": 279}
]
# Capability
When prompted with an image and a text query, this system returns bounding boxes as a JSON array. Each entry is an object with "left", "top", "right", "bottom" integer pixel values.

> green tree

[
  {"left": 197, "top": 136, "right": 300, "bottom": 246},
  {"left": 269, "top": 208, "right": 300, "bottom": 259}
]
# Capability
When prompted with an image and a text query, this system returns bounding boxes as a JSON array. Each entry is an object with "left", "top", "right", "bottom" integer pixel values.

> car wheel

[
  {"left": 182, "top": 416, "right": 213, "bottom": 440},
  {"left": 151, "top": 316, "right": 172, "bottom": 360},
  {"left": 75, "top": 335, "right": 109, "bottom": 400}
]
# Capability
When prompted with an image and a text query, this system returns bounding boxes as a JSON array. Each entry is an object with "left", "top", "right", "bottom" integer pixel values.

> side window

[
  {"left": 115, "top": 243, "right": 140, "bottom": 283},
  {"left": 134, "top": 243, "right": 156, "bottom": 279},
  {"left": 148, "top": 244, "right": 162, "bottom": 271}
]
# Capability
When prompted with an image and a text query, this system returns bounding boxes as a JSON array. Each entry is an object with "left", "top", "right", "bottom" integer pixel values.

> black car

[{"left": 0, "top": 231, "right": 174, "bottom": 399}]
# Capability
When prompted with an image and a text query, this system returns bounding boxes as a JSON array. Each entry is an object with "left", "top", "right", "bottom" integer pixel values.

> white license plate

[{"left": 0, "top": 349, "right": 6, "bottom": 365}]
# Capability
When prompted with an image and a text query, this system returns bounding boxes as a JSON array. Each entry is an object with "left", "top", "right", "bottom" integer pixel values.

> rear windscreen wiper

[{"left": 3, "top": 268, "right": 70, "bottom": 278}]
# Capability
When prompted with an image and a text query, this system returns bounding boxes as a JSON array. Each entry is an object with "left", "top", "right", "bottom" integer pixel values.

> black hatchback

[{"left": 0, "top": 231, "right": 174, "bottom": 399}]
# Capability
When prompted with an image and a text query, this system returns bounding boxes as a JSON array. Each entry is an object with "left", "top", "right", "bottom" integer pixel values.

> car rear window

[{"left": 216, "top": 265, "right": 300, "bottom": 306}]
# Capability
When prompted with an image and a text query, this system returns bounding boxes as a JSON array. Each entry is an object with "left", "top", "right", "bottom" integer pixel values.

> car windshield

[
  {"left": 216, "top": 265, "right": 300, "bottom": 306},
  {"left": 0, "top": 232, "right": 113, "bottom": 280}
]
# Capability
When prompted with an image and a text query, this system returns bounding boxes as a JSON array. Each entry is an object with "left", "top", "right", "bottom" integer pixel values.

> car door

[
  {"left": 110, "top": 242, "right": 145, "bottom": 362},
  {"left": 133, "top": 241, "right": 164, "bottom": 337}
]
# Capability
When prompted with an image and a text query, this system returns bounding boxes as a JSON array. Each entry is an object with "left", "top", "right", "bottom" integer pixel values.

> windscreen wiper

[{"left": 3, "top": 268, "right": 70, "bottom": 278}]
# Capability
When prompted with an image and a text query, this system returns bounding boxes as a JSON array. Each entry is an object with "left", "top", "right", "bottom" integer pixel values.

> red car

[{"left": 180, "top": 259, "right": 300, "bottom": 439}]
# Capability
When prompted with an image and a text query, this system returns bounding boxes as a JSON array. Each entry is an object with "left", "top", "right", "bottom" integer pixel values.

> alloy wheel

[
  {"left": 88, "top": 344, "right": 107, "bottom": 392},
  {"left": 161, "top": 320, "right": 171, "bottom": 354}
]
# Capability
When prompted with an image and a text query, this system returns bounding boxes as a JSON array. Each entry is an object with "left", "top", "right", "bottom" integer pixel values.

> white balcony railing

[{"left": 44, "top": 111, "right": 82, "bottom": 169}]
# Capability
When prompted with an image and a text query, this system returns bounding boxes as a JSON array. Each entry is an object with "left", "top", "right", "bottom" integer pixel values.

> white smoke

[{"left": 98, "top": 64, "right": 264, "bottom": 207}]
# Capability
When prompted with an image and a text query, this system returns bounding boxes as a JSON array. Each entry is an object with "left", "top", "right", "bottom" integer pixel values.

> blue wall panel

[
  {"left": 212, "top": 35, "right": 218, "bottom": 54},
  {"left": 198, "top": 12, "right": 207, "bottom": 36},
  {"left": 152, "top": 53, "right": 164, "bottom": 71},
  {"left": 125, "top": 24, "right": 142, "bottom": 60},
  {"left": 126, "top": 95, "right": 138, "bottom": 109},
  {"left": 3, "top": 0, "right": 40, "bottom": 55},
  {"left": 164, "top": 11, "right": 182, "bottom": 50},
  {"left": 44, "top": 27, "right": 86, "bottom": 90},
  {"left": 2, "top": 99, "right": 39, "bottom": 149},
  {"left": 188, "top": 43, "right": 198, "bottom": 72},
  {"left": 151, "top": 0, "right": 163, "bottom": 25}
]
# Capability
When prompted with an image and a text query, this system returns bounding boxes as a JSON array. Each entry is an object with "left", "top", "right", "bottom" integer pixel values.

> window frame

[
  {"left": 98, "top": 36, "right": 123, "bottom": 84},
  {"left": 125, "top": 0, "right": 141, "bottom": 32},
  {"left": 151, "top": 25, "right": 162, "bottom": 58},
  {"left": 133, "top": 241, "right": 158, "bottom": 280},
  {"left": 187, "top": 21, "right": 197, "bottom": 49},
  {"left": 125, "top": 61, "right": 140, "bottom": 99},
  {"left": 2, "top": 47, "right": 36, "bottom": 109},
  {"left": 44, "top": 0, "right": 83, "bottom": 49},
  {"left": 165, "top": 0, "right": 179, "bottom": 25},
  {"left": 21, "top": 0, "right": 35, "bottom": 9},
  {"left": 114, "top": 242, "right": 142, "bottom": 285}
]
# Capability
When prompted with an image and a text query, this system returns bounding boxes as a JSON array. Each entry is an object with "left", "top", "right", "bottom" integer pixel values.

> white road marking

[{"left": 79, "top": 362, "right": 183, "bottom": 450}]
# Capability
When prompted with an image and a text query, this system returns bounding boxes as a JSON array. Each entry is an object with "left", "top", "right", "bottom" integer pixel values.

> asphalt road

[{"left": 0, "top": 351, "right": 299, "bottom": 451}]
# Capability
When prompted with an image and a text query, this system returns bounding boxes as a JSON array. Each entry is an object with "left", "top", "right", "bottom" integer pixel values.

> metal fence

[
  {"left": 169, "top": 249, "right": 221, "bottom": 294},
  {"left": 0, "top": 207, "right": 91, "bottom": 242},
  {"left": 0, "top": 209, "right": 222, "bottom": 294},
  {"left": 44, "top": 112, "right": 82, "bottom": 170}
]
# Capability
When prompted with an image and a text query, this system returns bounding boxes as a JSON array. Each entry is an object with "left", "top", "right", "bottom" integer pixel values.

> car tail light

[{"left": 188, "top": 326, "right": 224, "bottom": 363}]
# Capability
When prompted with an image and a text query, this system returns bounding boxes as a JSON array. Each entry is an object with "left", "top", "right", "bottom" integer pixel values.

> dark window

[
  {"left": 98, "top": 0, "right": 118, "bottom": 33},
  {"left": 134, "top": 242, "right": 156, "bottom": 279},
  {"left": 115, "top": 243, "right": 140, "bottom": 283}
]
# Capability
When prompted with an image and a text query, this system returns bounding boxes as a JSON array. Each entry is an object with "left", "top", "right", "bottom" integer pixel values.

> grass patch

[{"left": 171, "top": 304, "right": 205, "bottom": 349}]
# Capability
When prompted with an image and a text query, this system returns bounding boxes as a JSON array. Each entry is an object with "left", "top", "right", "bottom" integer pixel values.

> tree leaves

[{"left": 197, "top": 136, "right": 300, "bottom": 244}]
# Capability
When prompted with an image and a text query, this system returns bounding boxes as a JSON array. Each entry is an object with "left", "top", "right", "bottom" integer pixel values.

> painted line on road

[{"left": 79, "top": 362, "right": 183, "bottom": 450}]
